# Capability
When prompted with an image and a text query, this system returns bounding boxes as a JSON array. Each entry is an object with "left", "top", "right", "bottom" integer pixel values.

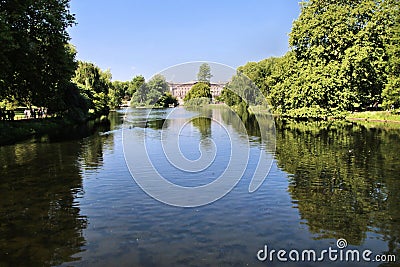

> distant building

[{"left": 168, "top": 81, "right": 228, "bottom": 103}]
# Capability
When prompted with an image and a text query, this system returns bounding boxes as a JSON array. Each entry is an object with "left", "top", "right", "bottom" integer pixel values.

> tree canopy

[
  {"left": 219, "top": 71, "right": 264, "bottom": 108},
  {"left": 382, "top": 0, "right": 400, "bottom": 109},
  {"left": 289, "top": 0, "right": 387, "bottom": 110},
  {"left": 0, "top": 0, "right": 134, "bottom": 120},
  {"left": 197, "top": 63, "right": 213, "bottom": 83},
  {"left": 128, "top": 75, "right": 145, "bottom": 97},
  {"left": 184, "top": 82, "right": 212, "bottom": 106},
  {"left": 130, "top": 74, "right": 173, "bottom": 107},
  {"left": 219, "top": 0, "right": 400, "bottom": 118},
  {"left": 155, "top": 92, "right": 178, "bottom": 108},
  {"left": 0, "top": 0, "right": 76, "bottom": 111},
  {"left": 72, "top": 61, "right": 112, "bottom": 116}
]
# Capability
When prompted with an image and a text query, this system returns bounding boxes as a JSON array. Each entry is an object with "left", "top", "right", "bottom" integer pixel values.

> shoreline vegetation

[
  {"left": 249, "top": 105, "right": 400, "bottom": 123},
  {"left": 0, "top": 115, "right": 109, "bottom": 146},
  {"left": 2, "top": 104, "right": 400, "bottom": 146},
  {"left": 2, "top": 1, "right": 400, "bottom": 146},
  {"left": 216, "top": 1, "right": 400, "bottom": 121},
  {"left": 345, "top": 111, "right": 400, "bottom": 123}
]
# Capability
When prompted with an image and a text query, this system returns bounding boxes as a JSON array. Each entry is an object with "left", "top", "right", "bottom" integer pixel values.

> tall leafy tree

[
  {"left": 72, "top": 61, "right": 111, "bottom": 116},
  {"left": 131, "top": 83, "right": 149, "bottom": 106},
  {"left": 155, "top": 92, "right": 178, "bottom": 108},
  {"left": 382, "top": 0, "right": 400, "bottom": 109},
  {"left": 0, "top": 0, "right": 76, "bottom": 110},
  {"left": 288, "top": 0, "right": 387, "bottom": 111},
  {"left": 130, "top": 74, "right": 169, "bottom": 106},
  {"left": 109, "top": 81, "right": 129, "bottom": 109},
  {"left": 128, "top": 75, "right": 145, "bottom": 97},
  {"left": 218, "top": 0, "right": 396, "bottom": 118},
  {"left": 224, "top": 72, "right": 262, "bottom": 106},
  {"left": 238, "top": 57, "right": 282, "bottom": 98},
  {"left": 145, "top": 74, "right": 169, "bottom": 105},
  {"left": 184, "top": 82, "right": 212, "bottom": 102},
  {"left": 197, "top": 63, "right": 213, "bottom": 83},
  {"left": 218, "top": 87, "right": 242, "bottom": 107}
]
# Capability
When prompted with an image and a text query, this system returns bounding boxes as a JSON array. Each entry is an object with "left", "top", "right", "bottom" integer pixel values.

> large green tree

[
  {"left": 221, "top": 0, "right": 396, "bottom": 119},
  {"left": 131, "top": 83, "right": 149, "bottom": 106},
  {"left": 184, "top": 82, "right": 212, "bottom": 103},
  {"left": 128, "top": 75, "right": 145, "bottom": 97},
  {"left": 72, "top": 61, "right": 111, "bottom": 116},
  {"left": 130, "top": 74, "right": 169, "bottom": 106},
  {"left": 382, "top": 0, "right": 400, "bottom": 110},
  {"left": 0, "top": 0, "right": 76, "bottom": 110},
  {"left": 109, "top": 81, "right": 130, "bottom": 109},
  {"left": 155, "top": 92, "right": 178, "bottom": 108},
  {"left": 197, "top": 63, "right": 213, "bottom": 83},
  {"left": 145, "top": 74, "right": 169, "bottom": 105},
  {"left": 238, "top": 57, "right": 282, "bottom": 98},
  {"left": 288, "top": 0, "right": 388, "bottom": 112}
]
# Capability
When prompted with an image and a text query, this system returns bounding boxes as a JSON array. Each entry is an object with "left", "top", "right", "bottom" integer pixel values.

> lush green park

[
  {"left": 1, "top": 0, "right": 400, "bottom": 144},
  {"left": 129, "top": 74, "right": 178, "bottom": 108},
  {"left": 347, "top": 111, "right": 400, "bottom": 122},
  {"left": 219, "top": 0, "right": 400, "bottom": 120}
]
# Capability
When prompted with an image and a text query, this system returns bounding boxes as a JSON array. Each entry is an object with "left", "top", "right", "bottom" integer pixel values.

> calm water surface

[{"left": 0, "top": 107, "right": 399, "bottom": 266}]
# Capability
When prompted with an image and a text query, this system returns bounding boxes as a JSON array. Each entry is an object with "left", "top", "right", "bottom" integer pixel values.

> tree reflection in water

[
  {"left": 220, "top": 105, "right": 399, "bottom": 260},
  {"left": 0, "top": 115, "right": 117, "bottom": 266},
  {"left": 273, "top": 120, "right": 400, "bottom": 258}
]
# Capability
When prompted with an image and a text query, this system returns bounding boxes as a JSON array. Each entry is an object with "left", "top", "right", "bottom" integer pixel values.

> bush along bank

[{"left": 0, "top": 114, "right": 110, "bottom": 146}]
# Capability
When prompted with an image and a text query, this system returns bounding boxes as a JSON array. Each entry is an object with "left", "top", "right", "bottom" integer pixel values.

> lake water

[{"left": 0, "top": 107, "right": 399, "bottom": 266}]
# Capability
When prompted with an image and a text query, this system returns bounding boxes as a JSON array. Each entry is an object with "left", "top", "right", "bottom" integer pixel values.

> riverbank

[
  {"left": 249, "top": 106, "right": 400, "bottom": 123},
  {"left": 0, "top": 116, "right": 109, "bottom": 146},
  {"left": 346, "top": 111, "right": 400, "bottom": 123}
]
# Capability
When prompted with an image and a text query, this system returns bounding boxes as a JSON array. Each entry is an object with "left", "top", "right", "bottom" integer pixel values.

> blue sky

[{"left": 68, "top": 1, "right": 301, "bottom": 81}]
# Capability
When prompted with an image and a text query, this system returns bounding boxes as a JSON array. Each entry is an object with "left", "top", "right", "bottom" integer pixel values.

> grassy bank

[
  {"left": 351, "top": 120, "right": 400, "bottom": 130},
  {"left": 248, "top": 106, "right": 400, "bottom": 123},
  {"left": 346, "top": 111, "right": 400, "bottom": 123},
  {"left": 0, "top": 118, "right": 71, "bottom": 146},
  {"left": 0, "top": 115, "right": 108, "bottom": 146}
]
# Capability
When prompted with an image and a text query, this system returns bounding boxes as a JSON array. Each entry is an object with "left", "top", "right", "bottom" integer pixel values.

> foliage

[
  {"left": 197, "top": 63, "right": 213, "bottom": 83},
  {"left": 60, "top": 82, "right": 89, "bottom": 121},
  {"left": 382, "top": 0, "right": 400, "bottom": 109},
  {"left": 128, "top": 75, "right": 145, "bottom": 97},
  {"left": 72, "top": 61, "right": 111, "bottom": 116},
  {"left": 147, "top": 74, "right": 170, "bottom": 104},
  {"left": 272, "top": 119, "right": 400, "bottom": 248},
  {"left": 0, "top": 118, "right": 65, "bottom": 146},
  {"left": 217, "top": 87, "right": 242, "bottom": 107},
  {"left": 184, "top": 82, "right": 212, "bottom": 105},
  {"left": 238, "top": 57, "right": 282, "bottom": 98},
  {"left": 228, "top": 72, "right": 264, "bottom": 105},
  {"left": 346, "top": 111, "right": 400, "bottom": 122},
  {"left": 130, "top": 74, "right": 170, "bottom": 107},
  {"left": 288, "top": 0, "right": 387, "bottom": 111},
  {"left": 0, "top": 99, "right": 18, "bottom": 110},
  {"left": 131, "top": 83, "right": 148, "bottom": 106},
  {"left": 0, "top": 0, "right": 76, "bottom": 110},
  {"left": 283, "top": 107, "right": 334, "bottom": 120},
  {"left": 184, "top": 98, "right": 212, "bottom": 107},
  {"left": 0, "top": 1, "right": 129, "bottom": 120},
  {"left": 155, "top": 92, "right": 178, "bottom": 108},
  {"left": 219, "top": 0, "right": 399, "bottom": 119},
  {"left": 109, "top": 81, "right": 130, "bottom": 109},
  {"left": 218, "top": 71, "right": 268, "bottom": 117}
]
